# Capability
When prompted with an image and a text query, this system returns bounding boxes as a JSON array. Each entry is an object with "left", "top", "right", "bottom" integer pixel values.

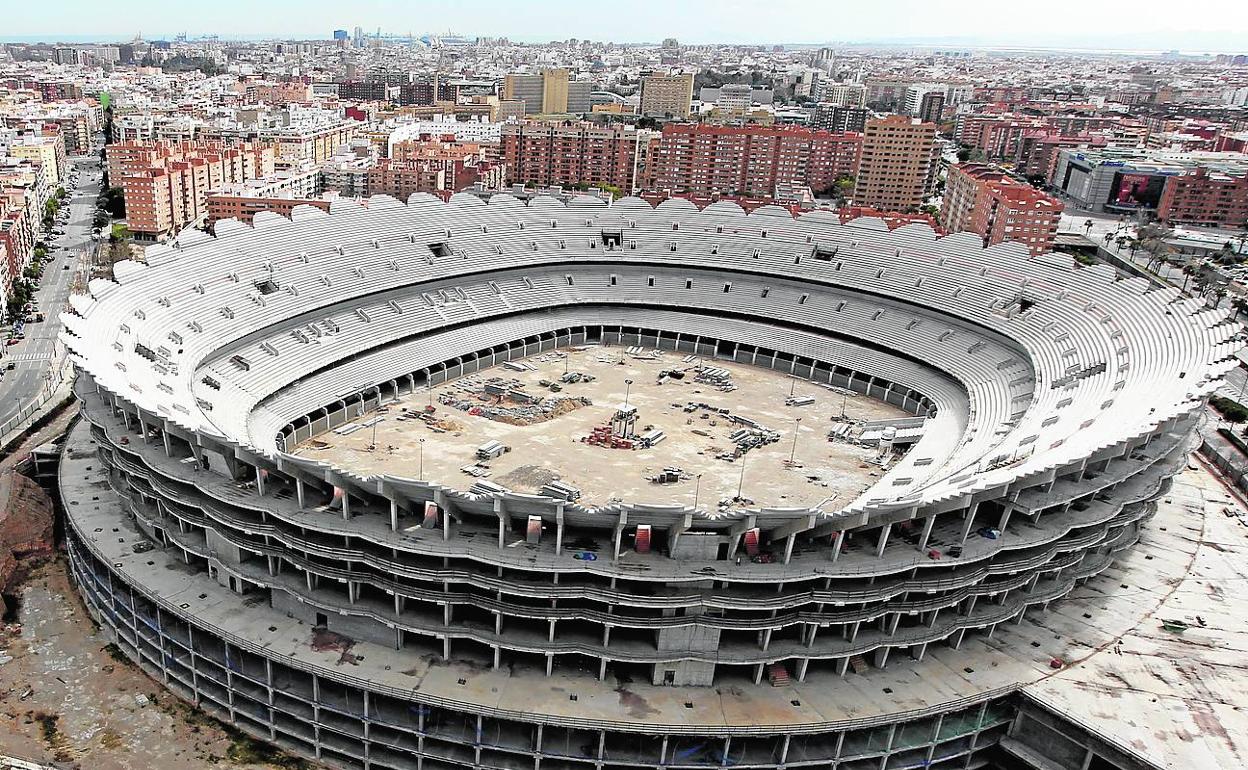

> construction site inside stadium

[
  {"left": 294, "top": 347, "right": 906, "bottom": 510},
  {"left": 45, "top": 192, "right": 1248, "bottom": 770}
]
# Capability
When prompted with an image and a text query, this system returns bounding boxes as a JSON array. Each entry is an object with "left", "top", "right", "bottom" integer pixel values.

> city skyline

[{"left": 4, "top": 0, "right": 1248, "bottom": 51}]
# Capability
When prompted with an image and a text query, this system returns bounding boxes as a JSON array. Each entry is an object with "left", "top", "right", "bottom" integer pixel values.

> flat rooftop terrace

[{"left": 293, "top": 347, "right": 906, "bottom": 509}]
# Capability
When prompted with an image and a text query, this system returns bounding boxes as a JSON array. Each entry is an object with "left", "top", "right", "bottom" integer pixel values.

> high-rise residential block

[
  {"left": 503, "top": 70, "right": 590, "bottom": 116},
  {"left": 650, "top": 124, "right": 861, "bottom": 198},
  {"left": 501, "top": 121, "right": 647, "bottom": 191},
  {"left": 853, "top": 115, "right": 939, "bottom": 212},
  {"left": 639, "top": 73, "right": 695, "bottom": 119},
  {"left": 811, "top": 104, "right": 868, "bottom": 133}
]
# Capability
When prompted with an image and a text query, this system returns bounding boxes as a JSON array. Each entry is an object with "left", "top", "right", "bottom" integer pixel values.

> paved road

[{"left": 0, "top": 153, "right": 101, "bottom": 431}]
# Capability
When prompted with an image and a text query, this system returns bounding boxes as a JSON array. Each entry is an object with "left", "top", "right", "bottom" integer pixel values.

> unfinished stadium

[{"left": 56, "top": 192, "right": 1239, "bottom": 770}]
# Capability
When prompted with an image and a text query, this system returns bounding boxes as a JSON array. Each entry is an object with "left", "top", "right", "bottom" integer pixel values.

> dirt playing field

[{"left": 295, "top": 346, "right": 908, "bottom": 510}]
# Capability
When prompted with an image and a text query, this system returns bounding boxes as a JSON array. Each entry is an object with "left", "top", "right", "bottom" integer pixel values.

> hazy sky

[{"left": 5, "top": 0, "right": 1248, "bottom": 50}]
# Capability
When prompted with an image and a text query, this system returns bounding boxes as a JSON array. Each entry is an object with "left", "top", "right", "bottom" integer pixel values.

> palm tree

[{"left": 1083, "top": 218, "right": 1094, "bottom": 236}]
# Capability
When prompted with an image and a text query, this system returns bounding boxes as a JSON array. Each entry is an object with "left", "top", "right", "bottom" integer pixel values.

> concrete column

[
  {"left": 340, "top": 488, "right": 351, "bottom": 521},
  {"left": 390, "top": 499, "right": 399, "bottom": 532},
  {"left": 875, "top": 522, "right": 892, "bottom": 557},
  {"left": 255, "top": 465, "right": 265, "bottom": 495},
  {"left": 555, "top": 503, "right": 565, "bottom": 556},
  {"left": 495, "top": 498, "right": 507, "bottom": 548},
  {"left": 960, "top": 501, "right": 981, "bottom": 544},
  {"left": 295, "top": 478, "right": 306, "bottom": 509},
  {"left": 873, "top": 646, "right": 890, "bottom": 669},
  {"left": 831, "top": 531, "right": 844, "bottom": 563},
  {"left": 919, "top": 516, "right": 936, "bottom": 551},
  {"left": 612, "top": 511, "right": 628, "bottom": 560},
  {"left": 783, "top": 533, "right": 797, "bottom": 564}
]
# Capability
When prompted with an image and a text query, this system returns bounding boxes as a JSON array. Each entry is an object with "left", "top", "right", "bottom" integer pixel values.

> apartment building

[
  {"left": 258, "top": 122, "right": 357, "bottom": 168},
  {"left": 853, "top": 115, "right": 938, "bottom": 212},
  {"left": 639, "top": 73, "right": 695, "bottom": 119},
  {"left": 369, "top": 138, "right": 503, "bottom": 199},
  {"left": 502, "top": 70, "right": 591, "bottom": 116},
  {"left": 1157, "top": 166, "right": 1248, "bottom": 228},
  {"left": 108, "top": 140, "right": 275, "bottom": 239},
  {"left": 942, "top": 163, "right": 1063, "bottom": 256},
  {"left": 811, "top": 104, "right": 868, "bottom": 133},
  {"left": 649, "top": 123, "right": 861, "bottom": 198},
  {"left": 501, "top": 122, "right": 647, "bottom": 191},
  {"left": 9, "top": 132, "right": 67, "bottom": 187}
]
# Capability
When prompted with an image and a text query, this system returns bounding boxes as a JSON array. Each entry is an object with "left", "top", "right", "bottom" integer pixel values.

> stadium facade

[{"left": 58, "top": 193, "right": 1236, "bottom": 770}]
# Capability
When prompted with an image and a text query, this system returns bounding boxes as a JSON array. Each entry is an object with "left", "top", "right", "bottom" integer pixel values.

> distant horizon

[
  {"left": 1, "top": 33, "right": 1246, "bottom": 59},
  {"left": 5, "top": 0, "right": 1248, "bottom": 54}
]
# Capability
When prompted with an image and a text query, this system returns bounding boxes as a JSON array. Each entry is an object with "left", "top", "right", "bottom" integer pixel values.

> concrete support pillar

[
  {"left": 873, "top": 646, "right": 890, "bottom": 669},
  {"left": 295, "top": 478, "right": 306, "bottom": 509},
  {"left": 495, "top": 498, "right": 506, "bottom": 548},
  {"left": 950, "top": 628, "right": 966, "bottom": 649},
  {"left": 555, "top": 504, "right": 565, "bottom": 556},
  {"left": 784, "top": 533, "right": 797, "bottom": 564},
  {"left": 875, "top": 522, "right": 892, "bottom": 558},
  {"left": 255, "top": 466, "right": 265, "bottom": 496},
  {"left": 831, "top": 531, "right": 844, "bottom": 563},
  {"left": 340, "top": 488, "right": 351, "bottom": 521},
  {"left": 912, "top": 642, "right": 927, "bottom": 661},
  {"left": 919, "top": 515, "right": 936, "bottom": 551},
  {"left": 836, "top": 657, "right": 850, "bottom": 677},
  {"left": 960, "top": 501, "right": 981, "bottom": 544},
  {"left": 612, "top": 510, "right": 628, "bottom": 561}
]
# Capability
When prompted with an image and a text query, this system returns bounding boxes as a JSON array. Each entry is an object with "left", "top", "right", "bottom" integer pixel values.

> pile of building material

[
  {"left": 539, "top": 480, "right": 583, "bottom": 501},
  {"left": 623, "top": 346, "right": 662, "bottom": 359},
  {"left": 724, "top": 417, "right": 780, "bottom": 456},
  {"left": 583, "top": 425, "right": 635, "bottom": 449},
  {"left": 469, "top": 480, "right": 509, "bottom": 496},
  {"left": 694, "top": 365, "right": 736, "bottom": 392},
  {"left": 648, "top": 466, "right": 689, "bottom": 484}
]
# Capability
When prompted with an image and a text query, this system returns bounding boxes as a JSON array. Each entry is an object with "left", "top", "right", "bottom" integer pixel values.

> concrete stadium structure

[{"left": 57, "top": 192, "right": 1239, "bottom": 770}]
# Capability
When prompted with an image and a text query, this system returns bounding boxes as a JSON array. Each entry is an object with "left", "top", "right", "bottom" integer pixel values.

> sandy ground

[
  {"left": 0, "top": 558, "right": 305, "bottom": 770},
  {"left": 296, "top": 348, "right": 907, "bottom": 509}
]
